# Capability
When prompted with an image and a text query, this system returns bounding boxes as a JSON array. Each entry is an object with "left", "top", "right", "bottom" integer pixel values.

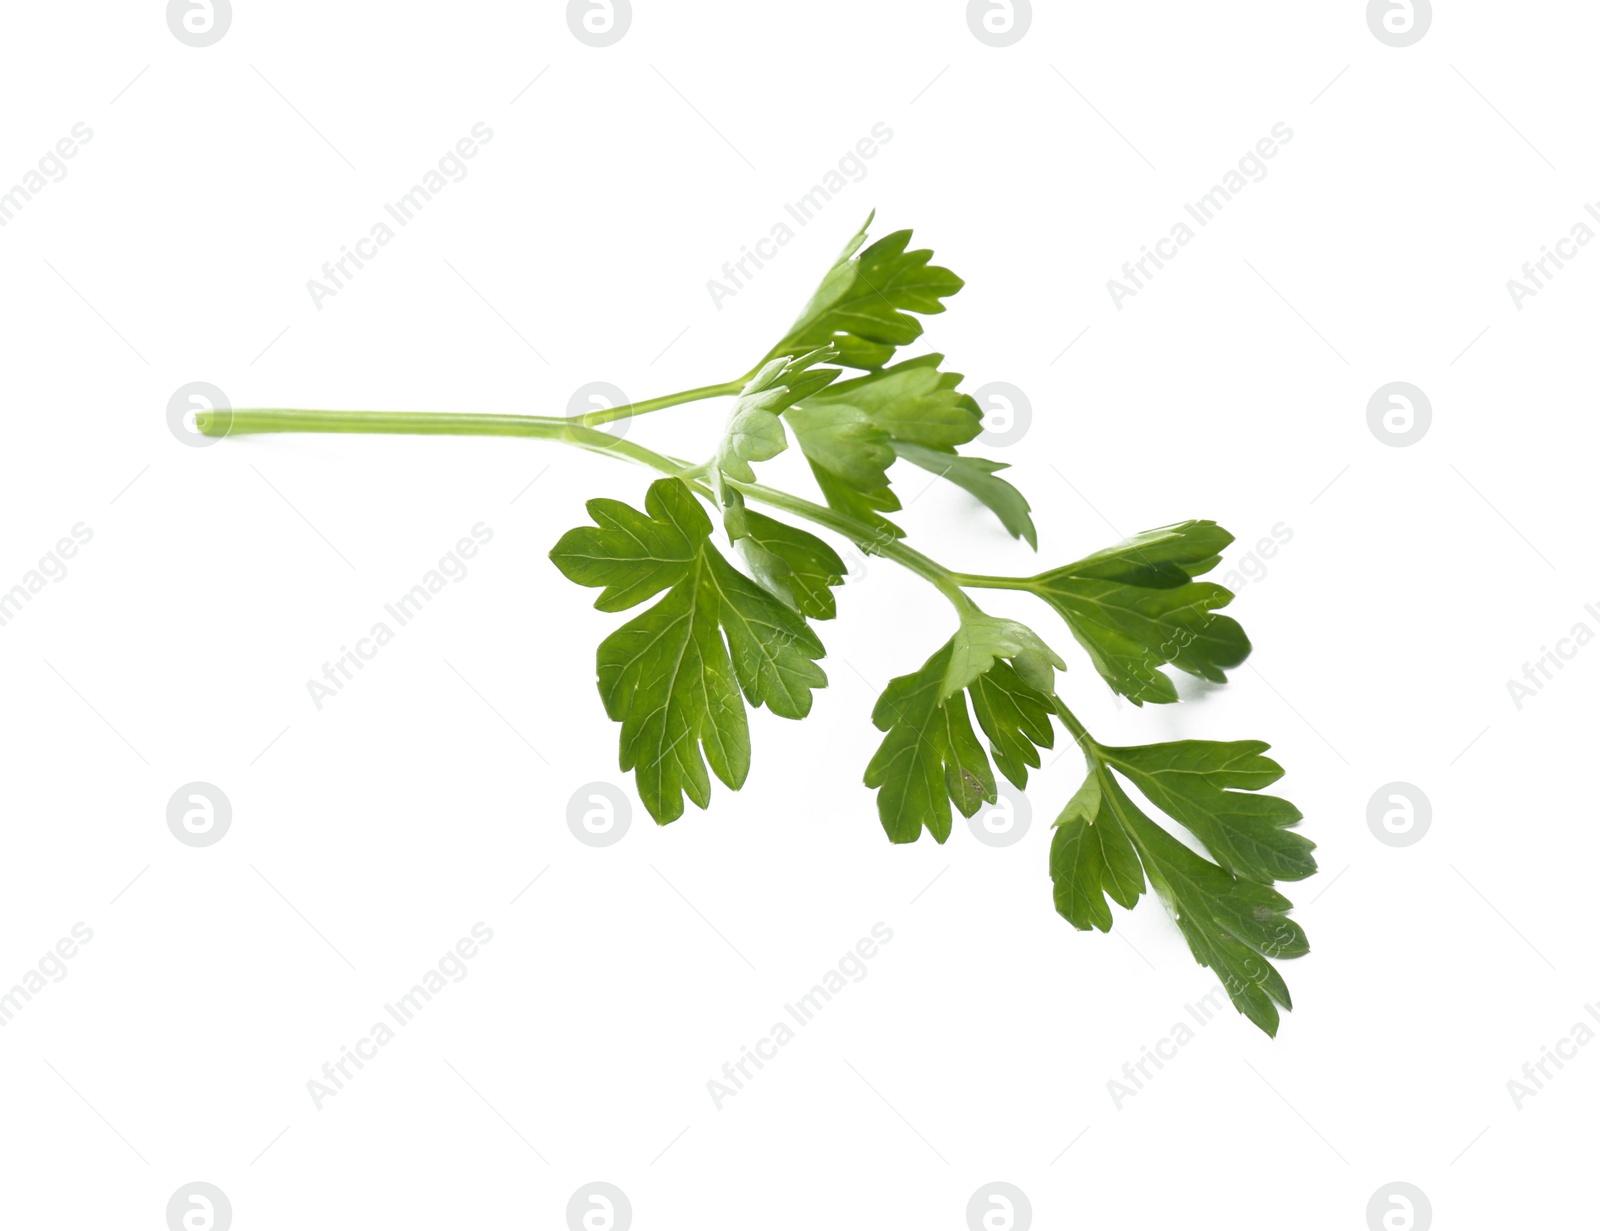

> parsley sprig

[{"left": 198, "top": 213, "right": 1315, "bottom": 1034}]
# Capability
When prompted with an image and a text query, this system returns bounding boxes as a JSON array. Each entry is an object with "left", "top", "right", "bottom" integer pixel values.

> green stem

[
  {"left": 195, "top": 405, "right": 976, "bottom": 612},
  {"left": 949, "top": 572, "right": 1038, "bottom": 592},
  {"left": 575, "top": 379, "right": 747, "bottom": 428},
  {"left": 726, "top": 477, "right": 977, "bottom": 614},
  {"left": 202, "top": 408, "right": 569, "bottom": 438},
  {"left": 198, "top": 408, "right": 697, "bottom": 477},
  {"left": 1053, "top": 698, "right": 1100, "bottom": 763}
]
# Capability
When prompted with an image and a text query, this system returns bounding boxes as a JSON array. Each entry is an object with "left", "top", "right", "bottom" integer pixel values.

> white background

[{"left": 1, "top": 2, "right": 1594, "bottom": 1228}]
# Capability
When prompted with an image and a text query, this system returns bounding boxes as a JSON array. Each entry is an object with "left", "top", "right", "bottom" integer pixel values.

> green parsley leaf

[
  {"left": 864, "top": 640, "right": 995, "bottom": 843},
  {"left": 550, "top": 477, "right": 828, "bottom": 822},
  {"left": 1048, "top": 773, "right": 1145, "bottom": 932},
  {"left": 783, "top": 396, "right": 904, "bottom": 538},
  {"left": 542, "top": 489, "right": 701, "bottom": 613},
  {"left": 867, "top": 615, "right": 1061, "bottom": 841},
  {"left": 733, "top": 509, "right": 847, "bottom": 621},
  {"left": 785, "top": 354, "right": 1034, "bottom": 544},
  {"left": 810, "top": 354, "right": 982, "bottom": 449},
  {"left": 1113, "top": 778, "right": 1309, "bottom": 1037},
  {"left": 1095, "top": 739, "right": 1315, "bottom": 884},
  {"left": 1029, "top": 521, "right": 1249, "bottom": 704},
  {"left": 941, "top": 612, "right": 1063, "bottom": 697},
  {"left": 765, "top": 212, "right": 964, "bottom": 371},
  {"left": 967, "top": 660, "right": 1057, "bottom": 788},
  {"left": 893, "top": 443, "right": 1036, "bottom": 549},
  {"left": 714, "top": 348, "right": 839, "bottom": 483},
  {"left": 1050, "top": 736, "right": 1312, "bottom": 1035}
]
